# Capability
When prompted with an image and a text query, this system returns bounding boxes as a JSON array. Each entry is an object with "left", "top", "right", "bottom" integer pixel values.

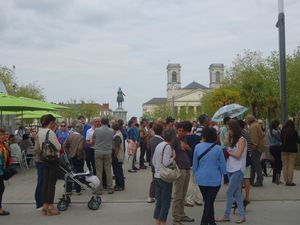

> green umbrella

[
  {"left": 0, "top": 93, "right": 63, "bottom": 126},
  {"left": 16, "top": 111, "right": 62, "bottom": 119},
  {"left": 17, "top": 96, "right": 68, "bottom": 110},
  {"left": 0, "top": 93, "right": 55, "bottom": 111}
]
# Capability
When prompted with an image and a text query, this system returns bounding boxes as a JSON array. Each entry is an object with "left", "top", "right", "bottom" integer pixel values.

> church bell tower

[
  {"left": 167, "top": 63, "right": 181, "bottom": 99},
  {"left": 209, "top": 64, "right": 224, "bottom": 88}
]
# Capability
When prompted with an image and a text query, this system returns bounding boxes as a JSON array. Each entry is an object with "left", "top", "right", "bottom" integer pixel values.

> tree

[
  {"left": 59, "top": 100, "right": 100, "bottom": 124},
  {"left": 223, "top": 50, "right": 280, "bottom": 120},
  {"left": 0, "top": 65, "right": 45, "bottom": 100},
  {"left": 78, "top": 100, "right": 100, "bottom": 122},
  {"left": 0, "top": 66, "right": 16, "bottom": 94},
  {"left": 16, "top": 83, "right": 45, "bottom": 100},
  {"left": 286, "top": 47, "right": 300, "bottom": 117},
  {"left": 142, "top": 103, "right": 173, "bottom": 122},
  {"left": 200, "top": 87, "right": 241, "bottom": 117}
]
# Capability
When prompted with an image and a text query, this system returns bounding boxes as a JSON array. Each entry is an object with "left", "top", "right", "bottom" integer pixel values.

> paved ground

[{"left": 2, "top": 164, "right": 300, "bottom": 225}]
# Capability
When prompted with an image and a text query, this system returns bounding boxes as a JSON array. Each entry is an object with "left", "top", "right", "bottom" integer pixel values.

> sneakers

[
  {"left": 139, "top": 165, "right": 147, "bottom": 169},
  {"left": 128, "top": 169, "right": 137, "bottom": 173},
  {"left": 147, "top": 197, "right": 155, "bottom": 203}
]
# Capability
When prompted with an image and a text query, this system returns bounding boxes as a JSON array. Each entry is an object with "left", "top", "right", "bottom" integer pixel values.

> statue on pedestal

[{"left": 117, "top": 88, "right": 125, "bottom": 109}]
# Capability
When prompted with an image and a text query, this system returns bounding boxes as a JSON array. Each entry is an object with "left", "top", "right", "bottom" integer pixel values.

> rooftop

[
  {"left": 209, "top": 63, "right": 224, "bottom": 68},
  {"left": 183, "top": 81, "right": 209, "bottom": 90},
  {"left": 143, "top": 97, "right": 167, "bottom": 105}
]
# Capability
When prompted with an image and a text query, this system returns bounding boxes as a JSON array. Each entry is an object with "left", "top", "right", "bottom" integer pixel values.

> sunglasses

[{"left": 61, "top": 125, "right": 66, "bottom": 127}]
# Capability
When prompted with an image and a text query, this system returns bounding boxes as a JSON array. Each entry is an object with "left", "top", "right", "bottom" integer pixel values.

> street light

[
  {"left": 172, "top": 82, "right": 177, "bottom": 117},
  {"left": 12, "top": 65, "right": 17, "bottom": 95},
  {"left": 276, "top": 0, "right": 287, "bottom": 124}
]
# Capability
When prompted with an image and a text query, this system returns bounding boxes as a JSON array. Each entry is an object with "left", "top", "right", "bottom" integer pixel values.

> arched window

[
  {"left": 172, "top": 71, "right": 177, "bottom": 83},
  {"left": 215, "top": 71, "right": 221, "bottom": 83}
]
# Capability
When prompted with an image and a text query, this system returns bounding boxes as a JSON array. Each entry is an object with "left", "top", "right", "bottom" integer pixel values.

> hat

[{"left": 166, "top": 116, "right": 175, "bottom": 124}]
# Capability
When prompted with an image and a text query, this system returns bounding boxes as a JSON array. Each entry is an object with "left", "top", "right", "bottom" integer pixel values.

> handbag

[
  {"left": 160, "top": 144, "right": 180, "bottom": 183},
  {"left": 3, "top": 166, "right": 18, "bottom": 180},
  {"left": 41, "top": 130, "right": 59, "bottom": 163}
]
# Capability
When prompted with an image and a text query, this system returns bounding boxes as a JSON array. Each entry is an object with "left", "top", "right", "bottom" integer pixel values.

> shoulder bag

[
  {"left": 160, "top": 144, "right": 181, "bottom": 183},
  {"left": 198, "top": 143, "right": 217, "bottom": 166},
  {"left": 41, "top": 130, "right": 59, "bottom": 163}
]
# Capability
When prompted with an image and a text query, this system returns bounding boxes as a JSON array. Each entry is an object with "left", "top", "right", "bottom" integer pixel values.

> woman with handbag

[
  {"left": 192, "top": 127, "right": 226, "bottom": 225},
  {"left": 152, "top": 128, "right": 176, "bottom": 225},
  {"left": 216, "top": 119, "right": 247, "bottom": 224},
  {"left": 35, "top": 114, "right": 61, "bottom": 216},
  {"left": 0, "top": 128, "right": 10, "bottom": 216}
]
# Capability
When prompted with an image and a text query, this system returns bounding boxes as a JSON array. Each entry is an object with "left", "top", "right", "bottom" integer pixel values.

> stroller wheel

[
  {"left": 57, "top": 199, "right": 68, "bottom": 211},
  {"left": 96, "top": 196, "right": 102, "bottom": 205},
  {"left": 66, "top": 195, "right": 71, "bottom": 206},
  {"left": 62, "top": 194, "right": 71, "bottom": 206},
  {"left": 88, "top": 197, "right": 100, "bottom": 210}
]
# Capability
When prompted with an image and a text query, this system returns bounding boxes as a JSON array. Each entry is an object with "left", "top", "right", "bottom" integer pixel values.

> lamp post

[
  {"left": 172, "top": 82, "right": 177, "bottom": 117},
  {"left": 276, "top": 0, "right": 287, "bottom": 125}
]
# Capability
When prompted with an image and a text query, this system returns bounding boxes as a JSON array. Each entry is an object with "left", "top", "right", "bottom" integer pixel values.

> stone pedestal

[{"left": 113, "top": 108, "right": 127, "bottom": 123}]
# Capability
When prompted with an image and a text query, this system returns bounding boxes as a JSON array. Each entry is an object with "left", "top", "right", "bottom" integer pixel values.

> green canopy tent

[
  {"left": 16, "top": 111, "right": 62, "bottom": 119},
  {"left": 17, "top": 96, "right": 68, "bottom": 110},
  {"left": 0, "top": 93, "right": 67, "bottom": 127}
]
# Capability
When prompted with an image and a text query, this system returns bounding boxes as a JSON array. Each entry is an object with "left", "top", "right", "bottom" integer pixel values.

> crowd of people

[{"left": 0, "top": 113, "right": 299, "bottom": 225}]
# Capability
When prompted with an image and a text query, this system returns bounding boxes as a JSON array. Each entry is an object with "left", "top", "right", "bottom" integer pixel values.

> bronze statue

[{"left": 117, "top": 88, "right": 125, "bottom": 108}]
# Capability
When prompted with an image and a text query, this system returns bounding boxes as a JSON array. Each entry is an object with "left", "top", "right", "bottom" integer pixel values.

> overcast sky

[{"left": 1, "top": 0, "right": 300, "bottom": 118}]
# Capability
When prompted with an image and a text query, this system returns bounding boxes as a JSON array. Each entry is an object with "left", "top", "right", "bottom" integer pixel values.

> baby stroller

[{"left": 57, "top": 152, "right": 102, "bottom": 211}]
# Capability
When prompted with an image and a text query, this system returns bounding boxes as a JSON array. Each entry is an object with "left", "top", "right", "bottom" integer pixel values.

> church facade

[{"left": 142, "top": 63, "right": 224, "bottom": 118}]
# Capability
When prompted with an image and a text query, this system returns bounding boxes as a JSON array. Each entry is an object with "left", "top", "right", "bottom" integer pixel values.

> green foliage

[
  {"left": 143, "top": 104, "right": 199, "bottom": 122},
  {"left": 78, "top": 100, "right": 99, "bottom": 122},
  {"left": 201, "top": 87, "right": 241, "bottom": 117},
  {"left": 16, "top": 83, "right": 45, "bottom": 100},
  {"left": 59, "top": 99, "right": 100, "bottom": 123},
  {"left": 0, "top": 65, "right": 45, "bottom": 100},
  {"left": 141, "top": 112, "right": 156, "bottom": 122},
  {"left": 286, "top": 47, "right": 300, "bottom": 117},
  {"left": 222, "top": 50, "right": 280, "bottom": 120},
  {"left": 0, "top": 66, "right": 16, "bottom": 94}
]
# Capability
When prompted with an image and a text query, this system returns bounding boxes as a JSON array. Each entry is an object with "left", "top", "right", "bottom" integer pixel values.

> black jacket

[{"left": 281, "top": 130, "right": 300, "bottom": 153}]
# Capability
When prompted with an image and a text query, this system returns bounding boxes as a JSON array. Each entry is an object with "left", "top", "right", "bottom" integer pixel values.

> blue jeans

[
  {"left": 154, "top": 178, "right": 173, "bottom": 222},
  {"left": 112, "top": 156, "right": 125, "bottom": 188},
  {"left": 224, "top": 170, "right": 245, "bottom": 218},
  {"left": 34, "top": 162, "right": 44, "bottom": 208}
]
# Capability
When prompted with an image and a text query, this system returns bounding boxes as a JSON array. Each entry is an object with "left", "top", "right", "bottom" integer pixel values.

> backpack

[{"left": 41, "top": 130, "right": 59, "bottom": 163}]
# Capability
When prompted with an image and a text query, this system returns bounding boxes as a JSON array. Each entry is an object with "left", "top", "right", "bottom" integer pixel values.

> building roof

[
  {"left": 209, "top": 63, "right": 224, "bottom": 68},
  {"left": 183, "top": 81, "right": 209, "bottom": 90},
  {"left": 143, "top": 97, "right": 167, "bottom": 105}
]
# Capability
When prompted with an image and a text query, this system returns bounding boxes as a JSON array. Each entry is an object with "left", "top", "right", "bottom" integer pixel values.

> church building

[{"left": 142, "top": 63, "right": 224, "bottom": 118}]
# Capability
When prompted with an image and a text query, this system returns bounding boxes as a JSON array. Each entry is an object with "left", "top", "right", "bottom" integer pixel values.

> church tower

[
  {"left": 209, "top": 64, "right": 224, "bottom": 88},
  {"left": 167, "top": 63, "right": 181, "bottom": 99}
]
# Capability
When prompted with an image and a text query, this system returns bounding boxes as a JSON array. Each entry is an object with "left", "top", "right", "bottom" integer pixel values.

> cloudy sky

[{"left": 1, "top": 0, "right": 300, "bottom": 118}]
